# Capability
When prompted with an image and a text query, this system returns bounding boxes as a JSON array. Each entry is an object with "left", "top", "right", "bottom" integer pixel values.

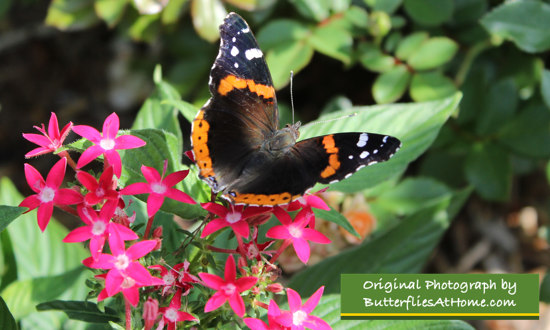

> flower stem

[
  {"left": 125, "top": 298, "right": 131, "bottom": 330},
  {"left": 207, "top": 245, "right": 236, "bottom": 254},
  {"left": 58, "top": 150, "right": 77, "bottom": 171},
  {"left": 269, "top": 240, "right": 292, "bottom": 264}
]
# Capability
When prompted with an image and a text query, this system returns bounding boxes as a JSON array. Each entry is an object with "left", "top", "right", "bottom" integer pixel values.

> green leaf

[
  {"left": 475, "top": 79, "right": 518, "bottom": 135},
  {"left": 300, "top": 93, "right": 461, "bottom": 192},
  {"left": 289, "top": 0, "right": 331, "bottom": 22},
  {"left": 308, "top": 25, "right": 353, "bottom": 64},
  {"left": 480, "top": 0, "right": 550, "bottom": 53},
  {"left": 314, "top": 208, "right": 360, "bottom": 238},
  {"left": 541, "top": 69, "right": 550, "bottom": 110},
  {"left": 162, "top": 0, "right": 189, "bottom": 25},
  {"left": 407, "top": 37, "right": 458, "bottom": 71},
  {"left": 1, "top": 267, "right": 85, "bottom": 320},
  {"left": 542, "top": 272, "right": 550, "bottom": 303},
  {"left": 498, "top": 102, "right": 550, "bottom": 158},
  {"left": 395, "top": 31, "right": 429, "bottom": 61},
  {"left": 403, "top": 0, "right": 453, "bottom": 27},
  {"left": 128, "top": 13, "right": 160, "bottom": 42},
  {"left": 0, "top": 206, "right": 25, "bottom": 234},
  {"left": 191, "top": 0, "right": 227, "bottom": 43},
  {"left": 452, "top": 0, "right": 488, "bottom": 26},
  {"left": 162, "top": 99, "right": 198, "bottom": 123},
  {"left": 36, "top": 300, "right": 119, "bottom": 323},
  {"left": 45, "top": 0, "right": 100, "bottom": 31},
  {"left": 465, "top": 143, "right": 511, "bottom": 201},
  {"left": 372, "top": 64, "right": 411, "bottom": 104},
  {"left": 410, "top": 71, "right": 457, "bottom": 102},
  {"left": 289, "top": 188, "right": 470, "bottom": 296},
  {"left": 364, "top": 0, "right": 402, "bottom": 14},
  {"left": 358, "top": 42, "right": 395, "bottom": 73},
  {"left": 0, "top": 296, "right": 16, "bottom": 330},
  {"left": 94, "top": 0, "right": 127, "bottom": 27}
]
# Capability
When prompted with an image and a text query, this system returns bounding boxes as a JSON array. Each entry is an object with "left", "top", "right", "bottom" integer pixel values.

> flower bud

[
  {"left": 266, "top": 283, "right": 284, "bottom": 293},
  {"left": 142, "top": 297, "right": 159, "bottom": 330}
]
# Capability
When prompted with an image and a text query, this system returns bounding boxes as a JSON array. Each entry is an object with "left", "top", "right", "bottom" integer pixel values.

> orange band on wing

[
  {"left": 218, "top": 75, "right": 275, "bottom": 99},
  {"left": 320, "top": 135, "right": 341, "bottom": 179},
  {"left": 191, "top": 109, "right": 215, "bottom": 178},
  {"left": 227, "top": 191, "right": 301, "bottom": 206}
]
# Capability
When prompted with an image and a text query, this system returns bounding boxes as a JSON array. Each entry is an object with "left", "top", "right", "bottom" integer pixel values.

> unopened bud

[
  {"left": 266, "top": 283, "right": 284, "bottom": 293},
  {"left": 142, "top": 297, "right": 159, "bottom": 330}
]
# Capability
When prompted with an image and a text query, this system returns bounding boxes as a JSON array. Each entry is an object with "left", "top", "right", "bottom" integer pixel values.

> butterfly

[{"left": 191, "top": 13, "right": 401, "bottom": 206}]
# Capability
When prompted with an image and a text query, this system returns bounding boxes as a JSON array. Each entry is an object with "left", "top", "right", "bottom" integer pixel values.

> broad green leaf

[
  {"left": 541, "top": 272, "right": 550, "bottom": 303},
  {"left": 0, "top": 206, "right": 25, "bottom": 234},
  {"left": 372, "top": 64, "right": 411, "bottom": 104},
  {"left": 407, "top": 37, "right": 458, "bottom": 71},
  {"left": 475, "top": 79, "right": 517, "bottom": 135},
  {"left": 0, "top": 296, "right": 16, "bottom": 330},
  {"left": 498, "top": 102, "right": 550, "bottom": 158},
  {"left": 331, "top": 0, "right": 351, "bottom": 12},
  {"left": 410, "top": 71, "right": 457, "bottom": 102},
  {"left": 314, "top": 208, "right": 360, "bottom": 238},
  {"left": 94, "top": 0, "right": 127, "bottom": 27},
  {"left": 541, "top": 69, "right": 550, "bottom": 110},
  {"left": 308, "top": 25, "right": 353, "bottom": 64},
  {"left": 256, "top": 19, "right": 310, "bottom": 49},
  {"left": 128, "top": 13, "right": 160, "bottom": 42},
  {"left": 162, "top": 99, "right": 198, "bottom": 123},
  {"left": 480, "top": 0, "right": 550, "bottom": 53},
  {"left": 465, "top": 143, "right": 511, "bottom": 201},
  {"left": 300, "top": 93, "right": 462, "bottom": 192},
  {"left": 1, "top": 267, "right": 84, "bottom": 320},
  {"left": 319, "top": 6, "right": 369, "bottom": 36},
  {"left": 395, "top": 31, "right": 428, "bottom": 61},
  {"left": 289, "top": 188, "right": 470, "bottom": 296},
  {"left": 364, "top": 0, "right": 402, "bottom": 14},
  {"left": 289, "top": 0, "right": 331, "bottom": 22},
  {"left": 191, "top": 0, "right": 227, "bottom": 43},
  {"left": 358, "top": 42, "right": 395, "bottom": 73},
  {"left": 36, "top": 300, "right": 119, "bottom": 323},
  {"left": 403, "top": 0, "right": 453, "bottom": 26},
  {"left": 161, "top": 0, "right": 188, "bottom": 25},
  {"left": 452, "top": 0, "right": 487, "bottom": 26},
  {"left": 45, "top": 0, "right": 100, "bottom": 31}
]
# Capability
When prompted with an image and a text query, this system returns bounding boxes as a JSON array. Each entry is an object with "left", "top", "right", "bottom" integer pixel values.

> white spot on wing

[
  {"left": 234, "top": 62, "right": 239, "bottom": 68},
  {"left": 345, "top": 173, "right": 353, "bottom": 179},
  {"left": 383, "top": 135, "right": 389, "bottom": 143},
  {"left": 357, "top": 133, "right": 368, "bottom": 147},
  {"left": 360, "top": 151, "right": 369, "bottom": 159},
  {"left": 348, "top": 155, "right": 353, "bottom": 160},
  {"left": 373, "top": 149, "right": 379, "bottom": 154},
  {"left": 245, "top": 48, "right": 263, "bottom": 60},
  {"left": 232, "top": 37, "right": 236, "bottom": 42},
  {"left": 241, "top": 27, "right": 250, "bottom": 33},
  {"left": 231, "top": 46, "right": 239, "bottom": 56}
]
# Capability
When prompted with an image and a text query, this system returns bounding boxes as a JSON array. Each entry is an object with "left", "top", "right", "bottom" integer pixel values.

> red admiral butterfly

[{"left": 191, "top": 13, "right": 401, "bottom": 206}]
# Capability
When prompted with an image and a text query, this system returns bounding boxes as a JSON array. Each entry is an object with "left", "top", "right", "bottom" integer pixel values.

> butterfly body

[{"left": 191, "top": 13, "right": 401, "bottom": 206}]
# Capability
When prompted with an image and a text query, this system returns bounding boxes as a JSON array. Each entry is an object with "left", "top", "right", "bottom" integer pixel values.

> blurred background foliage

[{"left": 0, "top": 0, "right": 550, "bottom": 328}]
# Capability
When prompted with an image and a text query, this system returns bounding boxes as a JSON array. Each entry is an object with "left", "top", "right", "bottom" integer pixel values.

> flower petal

[
  {"left": 165, "top": 188, "right": 196, "bottom": 205},
  {"left": 228, "top": 291, "right": 246, "bottom": 317},
  {"left": 103, "top": 113, "right": 120, "bottom": 140},
  {"left": 201, "top": 218, "right": 228, "bottom": 238},
  {"left": 306, "top": 194, "right": 330, "bottom": 210},
  {"left": 146, "top": 193, "right": 165, "bottom": 217},
  {"left": 141, "top": 165, "right": 161, "bottom": 183},
  {"left": 25, "top": 147, "right": 52, "bottom": 158},
  {"left": 265, "top": 225, "right": 289, "bottom": 240},
  {"left": 120, "top": 182, "right": 150, "bottom": 195},
  {"left": 105, "top": 269, "right": 124, "bottom": 295},
  {"left": 72, "top": 125, "right": 101, "bottom": 142},
  {"left": 244, "top": 318, "right": 269, "bottom": 330},
  {"left": 126, "top": 240, "right": 157, "bottom": 260},
  {"left": 163, "top": 170, "right": 188, "bottom": 187},
  {"left": 198, "top": 273, "right": 225, "bottom": 290},
  {"left": 292, "top": 238, "right": 311, "bottom": 264},
  {"left": 63, "top": 226, "right": 92, "bottom": 243},
  {"left": 122, "top": 286, "right": 141, "bottom": 307},
  {"left": 302, "top": 286, "right": 324, "bottom": 314},
  {"left": 201, "top": 202, "right": 228, "bottom": 217},
  {"left": 55, "top": 188, "right": 83, "bottom": 205},
  {"left": 273, "top": 207, "right": 292, "bottom": 226},
  {"left": 22, "top": 133, "right": 50, "bottom": 147},
  {"left": 23, "top": 163, "right": 45, "bottom": 193},
  {"left": 19, "top": 195, "right": 40, "bottom": 211},
  {"left": 302, "top": 228, "right": 331, "bottom": 244},
  {"left": 204, "top": 291, "right": 228, "bottom": 313},
  {"left": 109, "top": 222, "right": 139, "bottom": 241},
  {"left": 286, "top": 288, "right": 303, "bottom": 312},
  {"left": 126, "top": 262, "right": 155, "bottom": 284},
  {"left": 235, "top": 276, "right": 258, "bottom": 292},
  {"left": 231, "top": 221, "right": 250, "bottom": 238},
  {"left": 37, "top": 202, "right": 54, "bottom": 232},
  {"left": 77, "top": 145, "right": 104, "bottom": 168},
  {"left": 104, "top": 150, "right": 122, "bottom": 178},
  {"left": 114, "top": 135, "right": 146, "bottom": 149},
  {"left": 76, "top": 171, "right": 99, "bottom": 191},
  {"left": 224, "top": 255, "right": 236, "bottom": 282}
]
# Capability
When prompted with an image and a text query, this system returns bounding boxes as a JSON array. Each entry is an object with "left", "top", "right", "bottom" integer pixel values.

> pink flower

[
  {"left": 83, "top": 229, "right": 162, "bottom": 306},
  {"left": 244, "top": 300, "right": 285, "bottom": 330},
  {"left": 112, "top": 198, "right": 136, "bottom": 226},
  {"left": 120, "top": 161, "right": 195, "bottom": 217},
  {"left": 157, "top": 290, "right": 197, "bottom": 330},
  {"left": 149, "top": 261, "right": 199, "bottom": 296},
  {"left": 276, "top": 287, "right": 331, "bottom": 330},
  {"left": 76, "top": 166, "right": 118, "bottom": 206},
  {"left": 266, "top": 208, "right": 331, "bottom": 264},
  {"left": 198, "top": 255, "right": 258, "bottom": 317},
  {"left": 287, "top": 189, "right": 330, "bottom": 227},
  {"left": 240, "top": 227, "right": 275, "bottom": 262},
  {"left": 22, "top": 112, "right": 72, "bottom": 158},
  {"left": 201, "top": 203, "right": 271, "bottom": 239},
  {"left": 72, "top": 112, "right": 146, "bottom": 178},
  {"left": 19, "top": 158, "right": 82, "bottom": 231},
  {"left": 63, "top": 201, "right": 138, "bottom": 260}
]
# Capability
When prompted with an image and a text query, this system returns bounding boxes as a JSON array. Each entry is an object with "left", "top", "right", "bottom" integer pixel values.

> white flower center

[
  {"left": 91, "top": 221, "right": 106, "bottom": 236},
  {"left": 163, "top": 273, "right": 176, "bottom": 286},
  {"left": 222, "top": 283, "right": 236, "bottom": 296},
  {"left": 39, "top": 187, "right": 56, "bottom": 203},
  {"left": 288, "top": 224, "right": 303, "bottom": 239},
  {"left": 100, "top": 138, "right": 115, "bottom": 150},
  {"left": 114, "top": 254, "right": 130, "bottom": 270},
  {"left": 226, "top": 212, "right": 242, "bottom": 224},
  {"left": 121, "top": 276, "right": 135, "bottom": 289},
  {"left": 292, "top": 310, "right": 307, "bottom": 326},
  {"left": 165, "top": 308, "right": 178, "bottom": 322},
  {"left": 247, "top": 244, "right": 259, "bottom": 259},
  {"left": 95, "top": 187, "right": 105, "bottom": 197},
  {"left": 151, "top": 182, "right": 166, "bottom": 194}
]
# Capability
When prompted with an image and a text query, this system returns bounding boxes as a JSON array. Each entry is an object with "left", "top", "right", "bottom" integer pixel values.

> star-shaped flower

[
  {"left": 266, "top": 207, "right": 330, "bottom": 264},
  {"left": 120, "top": 161, "right": 195, "bottom": 217},
  {"left": 19, "top": 158, "right": 82, "bottom": 231},
  {"left": 201, "top": 203, "right": 271, "bottom": 239},
  {"left": 276, "top": 287, "right": 331, "bottom": 330},
  {"left": 22, "top": 112, "right": 73, "bottom": 158},
  {"left": 76, "top": 166, "right": 118, "bottom": 206},
  {"left": 198, "top": 255, "right": 258, "bottom": 317},
  {"left": 72, "top": 112, "right": 146, "bottom": 178},
  {"left": 157, "top": 290, "right": 197, "bottom": 330}
]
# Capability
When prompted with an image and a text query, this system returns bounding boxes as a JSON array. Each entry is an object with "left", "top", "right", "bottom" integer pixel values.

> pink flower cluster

[{"left": 19, "top": 112, "right": 333, "bottom": 329}]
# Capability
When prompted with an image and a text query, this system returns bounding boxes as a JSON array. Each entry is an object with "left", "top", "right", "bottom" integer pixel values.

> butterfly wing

[
  {"left": 191, "top": 13, "right": 279, "bottom": 192},
  {"left": 224, "top": 133, "right": 401, "bottom": 206}
]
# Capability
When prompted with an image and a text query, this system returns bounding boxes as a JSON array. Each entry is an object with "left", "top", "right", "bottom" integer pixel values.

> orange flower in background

[{"left": 340, "top": 194, "right": 376, "bottom": 245}]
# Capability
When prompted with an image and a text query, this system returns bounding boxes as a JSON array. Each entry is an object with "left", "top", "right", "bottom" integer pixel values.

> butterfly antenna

[
  {"left": 302, "top": 112, "right": 358, "bottom": 128},
  {"left": 290, "top": 71, "right": 295, "bottom": 124}
]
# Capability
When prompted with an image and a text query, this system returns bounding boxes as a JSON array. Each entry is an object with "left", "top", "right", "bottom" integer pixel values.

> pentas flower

[
  {"left": 112, "top": 198, "right": 136, "bottom": 226},
  {"left": 244, "top": 300, "right": 285, "bottom": 330},
  {"left": 157, "top": 290, "right": 197, "bottom": 330},
  {"left": 149, "top": 261, "right": 199, "bottom": 296},
  {"left": 76, "top": 166, "right": 118, "bottom": 206},
  {"left": 287, "top": 189, "right": 330, "bottom": 228},
  {"left": 201, "top": 203, "right": 271, "bottom": 239},
  {"left": 266, "top": 208, "right": 331, "bottom": 264},
  {"left": 198, "top": 255, "right": 258, "bottom": 317},
  {"left": 83, "top": 229, "right": 162, "bottom": 306},
  {"left": 19, "top": 158, "right": 82, "bottom": 231},
  {"left": 22, "top": 112, "right": 72, "bottom": 158},
  {"left": 276, "top": 287, "right": 331, "bottom": 330},
  {"left": 72, "top": 112, "right": 146, "bottom": 178},
  {"left": 240, "top": 227, "right": 275, "bottom": 262},
  {"left": 120, "top": 161, "right": 195, "bottom": 217},
  {"left": 63, "top": 201, "right": 138, "bottom": 260}
]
